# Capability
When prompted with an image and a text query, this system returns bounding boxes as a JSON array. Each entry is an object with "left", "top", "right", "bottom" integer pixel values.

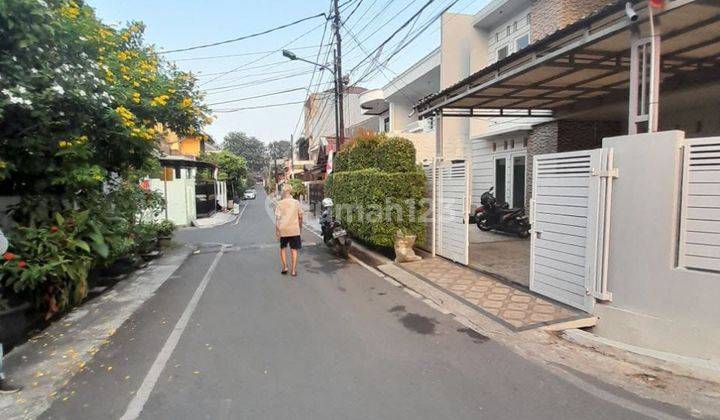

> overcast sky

[{"left": 88, "top": 0, "right": 488, "bottom": 145}]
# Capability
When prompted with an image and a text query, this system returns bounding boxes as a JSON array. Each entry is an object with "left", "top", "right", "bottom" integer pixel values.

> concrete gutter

[{"left": 0, "top": 245, "right": 194, "bottom": 420}]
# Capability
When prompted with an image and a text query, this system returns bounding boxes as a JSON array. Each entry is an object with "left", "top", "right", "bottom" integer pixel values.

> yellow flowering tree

[{"left": 0, "top": 0, "right": 209, "bottom": 200}]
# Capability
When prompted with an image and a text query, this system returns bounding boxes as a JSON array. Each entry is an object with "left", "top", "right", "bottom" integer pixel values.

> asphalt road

[{"left": 38, "top": 189, "right": 687, "bottom": 420}]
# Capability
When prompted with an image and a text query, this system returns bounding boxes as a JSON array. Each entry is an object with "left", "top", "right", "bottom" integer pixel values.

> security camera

[{"left": 625, "top": 2, "right": 638, "bottom": 22}]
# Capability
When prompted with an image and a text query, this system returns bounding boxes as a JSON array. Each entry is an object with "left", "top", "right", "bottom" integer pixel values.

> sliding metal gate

[
  {"left": 530, "top": 149, "right": 615, "bottom": 312},
  {"left": 435, "top": 159, "right": 470, "bottom": 265}
]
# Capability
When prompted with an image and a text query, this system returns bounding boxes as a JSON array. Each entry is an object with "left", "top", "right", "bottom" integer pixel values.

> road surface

[{"left": 39, "top": 189, "right": 688, "bottom": 419}]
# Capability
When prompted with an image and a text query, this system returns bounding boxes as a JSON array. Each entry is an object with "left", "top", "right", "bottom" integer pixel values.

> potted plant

[{"left": 156, "top": 220, "right": 176, "bottom": 248}]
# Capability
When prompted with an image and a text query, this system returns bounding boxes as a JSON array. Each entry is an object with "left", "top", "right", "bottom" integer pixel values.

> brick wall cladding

[
  {"left": 524, "top": 120, "right": 622, "bottom": 208},
  {"left": 525, "top": 121, "right": 559, "bottom": 209},
  {"left": 530, "top": 0, "right": 613, "bottom": 41},
  {"left": 557, "top": 120, "right": 622, "bottom": 153}
]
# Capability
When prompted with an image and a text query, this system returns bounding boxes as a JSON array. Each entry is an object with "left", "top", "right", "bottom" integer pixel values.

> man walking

[
  {"left": 275, "top": 184, "right": 303, "bottom": 276},
  {"left": 0, "top": 228, "right": 21, "bottom": 394}
]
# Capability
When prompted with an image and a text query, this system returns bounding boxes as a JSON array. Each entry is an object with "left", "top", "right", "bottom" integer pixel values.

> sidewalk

[
  {"left": 0, "top": 245, "right": 194, "bottom": 420},
  {"left": 190, "top": 211, "right": 236, "bottom": 228}
]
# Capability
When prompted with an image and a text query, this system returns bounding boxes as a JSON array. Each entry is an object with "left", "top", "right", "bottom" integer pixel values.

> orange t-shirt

[{"left": 275, "top": 198, "right": 303, "bottom": 237}]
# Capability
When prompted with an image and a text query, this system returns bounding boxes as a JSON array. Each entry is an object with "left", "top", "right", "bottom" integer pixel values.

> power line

[
  {"left": 169, "top": 45, "right": 323, "bottom": 62},
  {"left": 212, "top": 100, "right": 307, "bottom": 113},
  {"left": 348, "top": 0, "right": 438, "bottom": 75},
  {"left": 200, "top": 20, "right": 327, "bottom": 87},
  {"left": 207, "top": 87, "right": 309, "bottom": 106},
  {"left": 159, "top": 13, "right": 327, "bottom": 54},
  {"left": 194, "top": 56, "right": 317, "bottom": 78}
]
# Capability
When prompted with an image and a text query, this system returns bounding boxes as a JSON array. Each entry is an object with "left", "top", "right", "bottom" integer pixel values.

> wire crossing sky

[{"left": 89, "top": 0, "right": 488, "bottom": 144}]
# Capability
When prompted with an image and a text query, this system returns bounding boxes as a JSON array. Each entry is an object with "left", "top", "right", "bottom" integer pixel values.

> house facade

[
  {"left": 355, "top": 48, "right": 440, "bottom": 163},
  {"left": 414, "top": 0, "right": 720, "bottom": 360},
  {"left": 303, "top": 86, "right": 370, "bottom": 172}
]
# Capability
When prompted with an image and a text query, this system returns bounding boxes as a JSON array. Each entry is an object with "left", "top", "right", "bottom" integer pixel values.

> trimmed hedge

[
  {"left": 333, "top": 133, "right": 416, "bottom": 173},
  {"left": 331, "top": 168, "right": 426, "bottom": 247}
]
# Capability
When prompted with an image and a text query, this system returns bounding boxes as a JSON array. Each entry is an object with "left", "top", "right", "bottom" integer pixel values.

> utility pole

[
  {"left": 332, "top": 0, "right": 345, "bottom": 149},
  {"left": 290, "top": 133, "right": 294, "bottom": 179}
]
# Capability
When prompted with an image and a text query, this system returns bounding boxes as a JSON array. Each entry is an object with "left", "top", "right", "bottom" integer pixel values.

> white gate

[
  {"left": 530, "top": 149, "right": 615, "bottom": 312},
  {"left": 435, "top": 159, "right": 470, "bottom": 265},
  {"left": 418, "top": 163, "right": 434, "bottom": 252},
  {"left": 679, "top": 137, "right": 720, "bottom": 272}
]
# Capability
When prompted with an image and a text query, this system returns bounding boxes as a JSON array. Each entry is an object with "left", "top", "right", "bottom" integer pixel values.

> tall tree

[
  {"left": 200, "top": 151, "right": 248, "bottom": 198},
  {"left": 266, "top": 140, "right": 292, "bottom": 161},
  {"left": 222, "top": 131, "right": 267, "bottom": 172},
  {"left": 266, "top": 140, "right": 292, "bottom": 182}
]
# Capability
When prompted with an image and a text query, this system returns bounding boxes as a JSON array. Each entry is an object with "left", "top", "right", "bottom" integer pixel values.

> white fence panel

[
  {"left": 418, "top": 163, "right": 434, "bottom": 252},
  {"left": 436, "top": 160, "right": 469, "bottom": 265},
  {"left": 679, "top": 138, "right": 720, "bottom": 272},
  {"left": 530, "top": 149, "right": 615, "bottom": 312}
]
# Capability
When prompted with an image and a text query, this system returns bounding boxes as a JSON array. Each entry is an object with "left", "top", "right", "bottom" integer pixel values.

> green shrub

[
  {"left": 374, "top": 137, "right": 416, "bottom": 173},
  {"left": 156, "top": 220, "right": 176, "bottom": 237},
  {"left": 331, "top": 168, "right": 426, "bottom": 247},
  {"left": 288, "top": 178, "right": 307, "bottom": 200},
  {"left": 335, "top": 134, "right": 384, "bottom": 172}
]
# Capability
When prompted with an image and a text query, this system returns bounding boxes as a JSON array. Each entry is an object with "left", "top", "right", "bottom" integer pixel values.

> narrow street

[{"left": 36, "top": 189, "right": 686, "bottom": 420}]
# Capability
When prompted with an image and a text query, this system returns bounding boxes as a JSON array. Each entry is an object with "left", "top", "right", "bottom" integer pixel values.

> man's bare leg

[
  {"left": 290, "top": 248, "right": 298, "bottom": 276},
  {"left": 280, "top": 247, "right": 288, "bottom": 273}
]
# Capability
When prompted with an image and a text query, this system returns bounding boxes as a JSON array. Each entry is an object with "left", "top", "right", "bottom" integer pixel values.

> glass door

[{"left": 512, "top": 155, "right": 526, "bottom": 208}]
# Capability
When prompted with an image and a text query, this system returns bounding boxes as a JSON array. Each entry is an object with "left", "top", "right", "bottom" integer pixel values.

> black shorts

[{"left": 280, "top": 235, "right": 302, "bottom": 249}]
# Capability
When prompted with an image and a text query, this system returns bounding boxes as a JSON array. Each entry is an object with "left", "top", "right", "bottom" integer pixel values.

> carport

[{"left": 417, "top": 0, "right": 720, "bottom": 303}]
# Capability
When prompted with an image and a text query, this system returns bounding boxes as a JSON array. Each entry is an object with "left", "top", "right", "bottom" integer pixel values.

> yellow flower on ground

[
  {"left": 58, "top": 141, "right": 69, "bottom": 148},
  {"left": 76, "top": 135, "right": 88, "bottom": 144}
]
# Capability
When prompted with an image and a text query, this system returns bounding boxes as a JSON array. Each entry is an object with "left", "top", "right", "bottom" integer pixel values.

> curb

[
  {"left": 561, "top": 328, "right": 720, "bottom": 384},
  {"left": 0, "top": 245, "right": 195, "bottom": 420}
]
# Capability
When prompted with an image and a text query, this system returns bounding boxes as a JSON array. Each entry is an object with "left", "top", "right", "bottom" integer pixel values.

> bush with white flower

[{"left": 0, "top": 0, "right": 211, "bottom": 317}]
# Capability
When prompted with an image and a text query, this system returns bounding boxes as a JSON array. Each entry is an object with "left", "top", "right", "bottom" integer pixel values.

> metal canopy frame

[{"left": 416, "top": 0, "right": 720, "bottom": 119}]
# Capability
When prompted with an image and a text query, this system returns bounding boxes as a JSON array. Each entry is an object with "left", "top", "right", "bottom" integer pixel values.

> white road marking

[
  {"left": 233, "top": 203, "right": 248, "bottom": 225},
  {"left": 119, "top": 248, "right": 225, "bottom": 420}
]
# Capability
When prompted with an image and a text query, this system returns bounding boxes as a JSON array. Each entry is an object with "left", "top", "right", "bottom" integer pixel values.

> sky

[{"left": 88, "top": 0, "right": 488, "bottom": 145}]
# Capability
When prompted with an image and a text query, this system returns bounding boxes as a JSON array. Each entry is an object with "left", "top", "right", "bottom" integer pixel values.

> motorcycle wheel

[{"left": 477, "top": 217, "right": 491, "bottom": 231}]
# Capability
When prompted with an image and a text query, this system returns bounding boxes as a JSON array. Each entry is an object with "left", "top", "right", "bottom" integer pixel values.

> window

[
  {"left": 383, "top": 117, "right": 390, "bottom": 132},
  {"left": 506, "top": 26, "right": 511, "bottom": 36},
  {"left": 495, "top": 33, "right": 499, "bottom": 42},
  {"left": 526, "top": 14, "right": 531, "bottom": 25},
  {"left": 513, "top": 21, "right": 518, "bottom": 31},
  {"left": 497, "top": 46, "right": 509, "bottom": 60},
  {"left": 516, "top": 34, "right": 529, "bottom": 50}
]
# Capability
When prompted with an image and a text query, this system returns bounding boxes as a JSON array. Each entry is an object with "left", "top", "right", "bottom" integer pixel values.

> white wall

[
  {"left": 595, "top": 131, "right": 720, "bottom": 361},
  {"left": 149, "top": 178, "right": 196, "bottom": 227}
]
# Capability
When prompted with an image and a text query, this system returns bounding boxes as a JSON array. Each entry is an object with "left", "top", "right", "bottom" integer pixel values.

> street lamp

[
  {"left": 282, "top": 49, "right": 332, "bottom": 71},
  {"left": 283, "top": 48, "right": 344, "bottom": 152}
]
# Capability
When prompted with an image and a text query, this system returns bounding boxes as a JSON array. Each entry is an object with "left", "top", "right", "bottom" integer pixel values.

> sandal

[
  {"left": 291, "top": 271, "right": 297, "bottom": 277},
  {"left": 281, "top": 269, "right": 288, "bottom": 275}
]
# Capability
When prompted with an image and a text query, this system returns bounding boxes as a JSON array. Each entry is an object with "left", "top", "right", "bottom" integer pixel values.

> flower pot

[
  {"left": 140, "top": 250, "right": 163, "bottom": 261},
  {"left": 158, "top": 236, "right": 172, "bottom": 248},
  {"left": 394, "top": 232, "right": 422, "bottom": 263}
]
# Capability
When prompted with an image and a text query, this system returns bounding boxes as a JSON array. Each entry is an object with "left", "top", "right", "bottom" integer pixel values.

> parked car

[{"left": 243, "top": 190, "right": 256, "bottom": 200}]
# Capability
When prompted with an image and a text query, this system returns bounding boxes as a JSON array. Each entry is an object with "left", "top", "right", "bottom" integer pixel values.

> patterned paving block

[{"left": 401, "top": 257, "right": 585, "bottom": 331}]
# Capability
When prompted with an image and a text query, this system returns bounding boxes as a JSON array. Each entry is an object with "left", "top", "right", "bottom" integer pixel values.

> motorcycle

[
  {"left": 474, "top": 187, "right": 531, "bottom": 238},
  {"left": 320, "top": 198, "right": 352, "bottom": 258}
]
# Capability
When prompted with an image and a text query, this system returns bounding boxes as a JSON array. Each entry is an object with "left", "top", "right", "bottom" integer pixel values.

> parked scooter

[
  {"left": 474, "top": 187, "right": 531, "bottom": 238},
  {"left": 320, "top": 198, "right": 352, "bottom": 258}
]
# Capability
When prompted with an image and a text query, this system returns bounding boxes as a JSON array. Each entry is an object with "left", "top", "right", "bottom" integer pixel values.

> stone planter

[
  {"left": 0, "top": 302, "right": 41, "bottom": 350},
  {"left": 158, "top": 236, "right": 172, "bottom": 248},
  {"left": 394, "top": 232, "right": 422, "bottom": 263}
]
